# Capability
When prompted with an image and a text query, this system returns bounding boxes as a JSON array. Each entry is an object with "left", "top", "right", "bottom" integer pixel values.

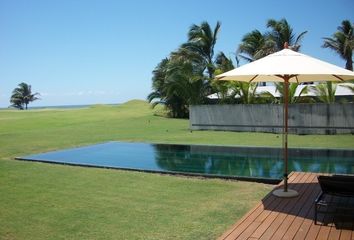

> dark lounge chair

[{"left": 315, "top": 175, "right": 354, "bottom": 225}]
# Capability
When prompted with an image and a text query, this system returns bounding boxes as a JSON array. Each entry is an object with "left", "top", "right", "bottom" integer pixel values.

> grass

[
  {"left": 0, "top": 160, "right": 269, "bottom": 240},
  {"left": 0, "top": 100, "right": 353, "bottom": 239}
]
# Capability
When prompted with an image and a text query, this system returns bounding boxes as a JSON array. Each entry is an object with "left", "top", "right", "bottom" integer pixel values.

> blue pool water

[{"left": 16, "top": 142, "right": 354, "bottom": 182}]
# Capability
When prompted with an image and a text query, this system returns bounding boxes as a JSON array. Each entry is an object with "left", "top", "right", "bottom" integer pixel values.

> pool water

[{"left": 16, "top": 142, "right": 354, "bottom": 182}]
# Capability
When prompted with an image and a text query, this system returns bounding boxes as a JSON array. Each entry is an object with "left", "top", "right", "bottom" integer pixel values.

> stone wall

[{"left": 189, "top": 103, "right": 354, "bottom": 135}]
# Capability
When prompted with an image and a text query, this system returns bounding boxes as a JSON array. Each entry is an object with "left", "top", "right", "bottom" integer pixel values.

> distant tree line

[
  {"left": 10, "top": 82, "right": 40, "bottom": 110},
  {"left": 148, "top": 19, "right": 353, "bottom": 118}
]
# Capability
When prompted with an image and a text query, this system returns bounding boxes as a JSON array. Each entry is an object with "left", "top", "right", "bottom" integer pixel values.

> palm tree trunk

[
  {"left": 346, "top": 58, "right": 353, "bottom": 71},
  {"left": 25, "top": 103, "right": 28, "bottom": 110},
  {"left": 207, "top": 65, "right": 214, "bottom": 79}
]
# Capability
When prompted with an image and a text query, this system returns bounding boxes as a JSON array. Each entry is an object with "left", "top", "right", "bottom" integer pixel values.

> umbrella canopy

[
  {"left": 216, "top": 47, "right": 354, "bottom": 198},
  {"left": 217, "top": 48, "right": 354, "bottom": 83}
]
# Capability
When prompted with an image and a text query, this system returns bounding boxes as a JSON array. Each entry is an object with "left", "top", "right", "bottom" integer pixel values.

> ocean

[{"left": 1, "top": 103, "right": 119, "bottom": 110}]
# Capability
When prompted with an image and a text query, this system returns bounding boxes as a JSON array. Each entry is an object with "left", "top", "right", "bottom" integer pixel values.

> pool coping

[
  {"left": 142, "top": 141, "right": 354, "bottom": 151},
  {"left": 15, "top": 140, "right": 354, "bottom": 156}
]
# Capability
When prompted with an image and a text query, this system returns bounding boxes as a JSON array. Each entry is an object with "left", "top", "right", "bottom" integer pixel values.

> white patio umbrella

[{"left": 216, "top": 44, "right": 354, "bottom": 197}]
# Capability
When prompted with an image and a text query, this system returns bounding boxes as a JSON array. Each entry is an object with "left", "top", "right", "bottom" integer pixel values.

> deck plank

[
  {"left": 328, "top": 227, "right": 341, "bottom": 240},
  {"left": 219, "top": 173, "right": 299, "bottom": 240},
  {"left": 234, "top": 173, "right": 303, "bottom": 240},
  {"left": 256, "top": 173, "right": 311, "bottom": 240},
  {"left": 270, "top": 173, "right": 318, "bottom": 240},
  {"left": 282, "top": 174, "right": 320, "bottom": 240},
  {"left": 220, "top": 172, "right": 354, "bottom": 240}
]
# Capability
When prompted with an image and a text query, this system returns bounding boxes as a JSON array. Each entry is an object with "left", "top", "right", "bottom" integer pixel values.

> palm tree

[
  {"left": 266, "top": 18, "right": 308, "bottom": 51},
  {"left": 214, "top": 52, "right": 234, "bottom": 73},
  {"left": 311, "top": 82, "right": 337, "bottom": 103},
  {"left": 147, "top": 58, "right": 188, "bottom": 118},
  {"left": 237, "top": 19, "right": 307, "bottom": 63},
  {"left": 10, "top": 96, "right": 24, "bottom": 110},
  {"left": 343, "top": 84, "right": 354, "bottom": 101},
  {"left": 148, "top": 21, "right": 222, "bottom": 118},
  {"left": 237, "top": 19, "right": 307, "bottom": 89},
  {"left": 237, "top": 30, "right": 275, "bottom": 62},
  {"left": 273, "top": 83, "right": 311, "bottom": 104},
  {"left": 164, "top": 56, "right": 208, "bottom": 106},
  {"left": 181, "top": 21, "right": 221, "bottom": 79},
  {"left": 322, "top": 20, "right": 353, "bottom": 70},
  {"left": 235, "top": 82, "right": 259, "bottom": 104},
  {"left": 147, "top": 53, "right": 209, "bottom": 118},
  {"left": 343, "top": 84, "right": 354, "bottom": 93},
  {"left": 147, "top": 58, "right": 169, "bottom": 108},
  {"left": 210, "top": 53, "right": 240, "bottom": 104},
  {"left": 10, "top": 82, "right": 40, "bottom": 110}
]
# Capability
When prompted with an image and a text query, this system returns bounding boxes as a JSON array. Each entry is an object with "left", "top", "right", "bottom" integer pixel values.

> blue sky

[{"left": 0, "top": 0, "right": 353, "bottom": 107}]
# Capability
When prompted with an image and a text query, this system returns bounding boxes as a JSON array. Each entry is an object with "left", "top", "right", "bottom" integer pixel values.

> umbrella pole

[
  {"left": 273, "top": 76, "right": 298, "bottom": 198},
  {"left": 283, "top": 78, "right": 289, "bottom": 192}
]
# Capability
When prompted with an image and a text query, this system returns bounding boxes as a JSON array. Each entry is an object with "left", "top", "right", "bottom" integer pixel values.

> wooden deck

[{"left": 219, "top": 172, "right": 354, "bottom": 240}]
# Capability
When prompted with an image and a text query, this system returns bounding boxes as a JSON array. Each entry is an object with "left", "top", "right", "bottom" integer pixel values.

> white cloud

[{"left": 40, "top": 92, "right": 50, "bottom": 96}]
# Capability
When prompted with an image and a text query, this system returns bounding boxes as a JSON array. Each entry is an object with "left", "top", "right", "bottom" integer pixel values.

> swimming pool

[{"left": 16, "top": 142, "right": 354, "bottom": 183}]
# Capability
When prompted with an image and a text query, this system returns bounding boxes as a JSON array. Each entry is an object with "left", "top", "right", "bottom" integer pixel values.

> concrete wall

[{"left": 189, "top": 103, "right": 354, "bottom": 135}]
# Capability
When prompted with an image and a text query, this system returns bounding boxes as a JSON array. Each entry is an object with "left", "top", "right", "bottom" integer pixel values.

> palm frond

[
  {"left": 311, "top": 82, "right": 337, "bottom": 103},
  {"left": 322, "top": 20, "right": 353, "bottom": 70}
]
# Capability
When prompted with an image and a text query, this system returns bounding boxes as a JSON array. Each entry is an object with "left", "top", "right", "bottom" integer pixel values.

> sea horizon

[{"left": 0, "top": 103, "right": 120, "bottom": 110}]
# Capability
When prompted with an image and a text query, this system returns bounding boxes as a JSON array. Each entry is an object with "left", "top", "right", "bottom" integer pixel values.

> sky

[{"left": 0, "top": 0, "right": 353, "bottom": 107}]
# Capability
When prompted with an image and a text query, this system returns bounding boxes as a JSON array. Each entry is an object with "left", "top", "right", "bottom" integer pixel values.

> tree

[
  {"left": 10, "top": 96, "right": 24, "bottom": 110},
  {"left": 210, "top": 53, "right": 240, "bottom": 104},
  {"left": 235, "top": 82, "right": 259, "bottom": 104},
  {"left": 343, "top": 84, "right": 354, "bottom": 102},
  {"left": 311, "top": 82, "right": 337, "bottom": 103},
  {"left": 147, "top": 58, "right": 169, "bottom": 109},
  {"left": 237, "top": 19, "right": 308, "bottom": 104},
  {"left": 147, "top": 53, "right": 209, "bottom": 118},
  {"left": 322, "top": 20, "right": 353, "bottom": 70},
  {"left": 181, "top": 21, "right": 221, "bottom": 79},
  {"left": 266, "top": 18, "right": 307, "bottom": 52},
  {"left": 238, "top": 18, "right": 307, "bottom": 63},
  {"left": 147, "top": 58, "right": 188, "bottom": 118},
  {"left": 343, "top": 84, "right": 354, "bottom": 93},
  {"left": 164, "top": 55, "right": 209, "bottom": 106},
  {"left": 237, "top": 30, "right": 274, "bottom": 62},
  {"left": 273, "top": 83, "right": 311, "bottom": 104},
  {"left": 214, "top": 52, "right": 234, "bottom": 73},
  {"left": 148, "top": 21, "right": 222, "bottom": 118},
  {"left": 10, "top": 82, "right": 40, "bottom": 110}
]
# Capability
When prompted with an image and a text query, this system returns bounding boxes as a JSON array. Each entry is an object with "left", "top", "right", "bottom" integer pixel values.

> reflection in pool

[{"left": 16, "top": 142, "right": 354, "bottom": 182}]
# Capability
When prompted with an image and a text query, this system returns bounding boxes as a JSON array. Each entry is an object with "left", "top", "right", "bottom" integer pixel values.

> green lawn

[
  {"left": 0, "top": 100, "right": 353, "bottom": 239},
  {"left": 0, "top": 160, "right": 270, "bottom": 240}
]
